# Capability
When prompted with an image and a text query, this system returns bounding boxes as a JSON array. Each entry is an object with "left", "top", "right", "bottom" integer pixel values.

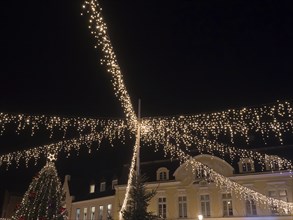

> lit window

[
  {"left": 90, "top": 207, "right": 95, "bottom": 220},
  {"left": 222, "top": 193, "right": 233, "bottom": 216},
  {"left": 100, "top": 182, "right": 106, "bottom": 192},
  {"left": 178, "top": 196, "right": 187, "bottom": 218},
  {"left": 98, "top": 205, "right": 103, "bottom": 220},
  {"left": 76, "top": 208, "right": 80, "bottom": 220},
  {"left": 158, "top": 197, "right": 167, "bottom": 218},
  {"left": 200, "top": 195, "right": 211, "bottom": 217},
  {"left": 107, "top": 204, "right": 112, "bottom": 218},
  {"left": 83, "top": 207, "right": 87, "bottom": 220},
  {"left": 90, "top": 184, "right": 95, "bottom": 193},
  {"left": 112, "top": 179, "right": 118, "bottom": 189}
]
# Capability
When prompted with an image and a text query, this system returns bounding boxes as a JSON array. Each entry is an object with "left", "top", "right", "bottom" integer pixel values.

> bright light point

[{"left": 198, "top": 214, "right": 203, "bottom": 220}]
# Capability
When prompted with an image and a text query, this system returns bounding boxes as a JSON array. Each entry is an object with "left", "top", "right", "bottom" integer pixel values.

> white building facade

[{"left": 63, "top": 154, "right": 293, "bottom": 220}]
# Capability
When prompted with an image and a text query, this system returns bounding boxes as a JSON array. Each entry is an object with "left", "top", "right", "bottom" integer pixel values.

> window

[
  {"left": 90, "top": 207, "right": 95, "bottom": 220},
  {"left": 158, "top": 197, "right": 167, "bottom": 219},
  {"left": 238, "top": 158, "right": 254, "bottom": 173},
  {"left": 99, "top": 206, "right": 103, "bottom": 220},
  {"left": 112, "top": 179, "right": 118, "bottom": 189},
  {"left": 107, "top": 204, "right": 112, "bottom": 218},
  {"left": 271, "top": 163, "right": 280, "bottom": 171},
  {"left": 100, "top": 182, "right": 106, "bottom": 192},
  {"left": 265, "top": 155, "right": 281, "bottom": 171},
  {"left": 90, "top": 184, "right": 95, "bottom": 193},
  {"left": 159, "top": 171, "right": 167, "bottom": 180},
  {"left": 178, "top": 196, "right": 187, "bottom": 218},
  {"left": 200, "top": 195, "right": 211, "bottom": 217},
  {"left": 222, "top": 193, "right": 233, "bottom": 216},
  {"left": 245, "top": 198, "right": 257, "bottom": 216},
  {"left": 83, "top": 207, "right": 88, "bottom": 220},
  {"left": 268, "top": 190, "right": 288, "bottom": 214},
  {"left": 76, "top": 208, "right": 80, "bottom": 220},
  {"left": 242, "top": 162, "right": 252, "bottom": 172},
  {"left": 156, "top": 167, "right": 169, "bottom": 181}
]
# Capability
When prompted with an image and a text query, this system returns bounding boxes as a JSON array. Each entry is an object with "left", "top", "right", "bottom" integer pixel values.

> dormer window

[
  {"left": 238, "top": 158, "right": 255, "bottom": 173},
  {"left": 242, "top": 162, "right": 252, "bottom": 172},
  {"left": 100, "top": 181, "right": 106, "bottom": 192},
  {"left": 195, "top": 169, "right": 209, "bottom": 179},
  {"left": 89, "top": 184, "right": 95, "bottom": 193},
  {"left": 156, "top": 167, "right": 169, "bottom": 181},
  {"left": 265, "top": 155, "right": 281, "bottom": 171},
  {"left": 112, "top": 179, "right": 118, "bottom": 189}
]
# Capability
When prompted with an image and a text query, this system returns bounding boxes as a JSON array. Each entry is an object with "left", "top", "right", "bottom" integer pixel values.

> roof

[{"left": 67, "top": 144, "right": 293, "bottom": 201}]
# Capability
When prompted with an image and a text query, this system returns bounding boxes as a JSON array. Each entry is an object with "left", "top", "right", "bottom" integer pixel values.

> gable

[{"left": 173, "top": 154, "right": 234, "bottom": 182}]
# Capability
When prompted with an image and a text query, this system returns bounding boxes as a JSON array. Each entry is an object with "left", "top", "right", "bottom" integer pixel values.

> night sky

[{"left": 0, "top": 0, "right": 292, "bottom": 207}]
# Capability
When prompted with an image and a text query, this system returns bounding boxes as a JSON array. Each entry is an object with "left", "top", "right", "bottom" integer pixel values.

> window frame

[
  {"left": 158, "top": 197, "right": 167, "bottom": 219},
  {"left": 222, "top": 193, "right": 233, "bottom": 217},
  {"left": 178, "top": 195, "right": 187, "bottom": 218},
  {"left": 100, "top": 181, "right": 106, "bottom": 192},
  {"left": 200, "top": 194, "right": 211, "bottom": 217}
]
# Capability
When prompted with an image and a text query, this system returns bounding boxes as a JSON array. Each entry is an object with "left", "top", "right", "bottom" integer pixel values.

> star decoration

[{"left": 47, "top": 153, "right": 56, "bottom": 162}]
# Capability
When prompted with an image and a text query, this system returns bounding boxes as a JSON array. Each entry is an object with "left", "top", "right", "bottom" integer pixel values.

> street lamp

[{"left": 198, "top": 214, "right": 203, "bottom": 220}]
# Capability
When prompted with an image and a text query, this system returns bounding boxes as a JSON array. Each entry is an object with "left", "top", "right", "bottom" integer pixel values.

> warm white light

[
  {"left": 198, "top": 214, "right": 203, "bottom": 220},
  {"left": 0, "top": 0, "right": 292, "bottom": 218}
]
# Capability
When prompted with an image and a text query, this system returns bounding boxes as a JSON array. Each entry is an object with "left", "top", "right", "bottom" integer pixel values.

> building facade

[{"left": 64, "top": 154, "right": 293, "bottom": 220}]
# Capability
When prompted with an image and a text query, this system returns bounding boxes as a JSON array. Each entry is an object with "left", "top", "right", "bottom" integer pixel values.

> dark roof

[{"left": 68, "top": 144, "right": 293, "bottom": 201}]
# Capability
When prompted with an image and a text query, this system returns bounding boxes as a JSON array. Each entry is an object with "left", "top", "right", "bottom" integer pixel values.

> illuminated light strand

[
  {"left": 81, "top": 2, "right": 139, "bottom": 216},
  {"left": 140, "top": 114, "right": 293, "bottom": 170},
  {"left": 1, "top": 0, "right": 292, "bottom": 215},
  {"left": 141, "top": 130, "right": 293, "bottom": 171},
  {"left": 164, "top": 143, "right": 293, "bottom": 214},
  {"left": 0, "top": 112, "right": 129, "bottom": 137},
  {"left": 141, "top": 101, "right": 293, "bottom": 145},
  {"left": 82, "top": 0, "right": 137, "bottom": 130},
  {"left": 120, "top": 129, "right": 140, "bottom": 219},
  {"left": 0, "top": 123, "right": 128, "bottom": 169}
]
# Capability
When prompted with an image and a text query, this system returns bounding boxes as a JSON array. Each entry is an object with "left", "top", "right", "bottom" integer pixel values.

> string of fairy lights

[
  {"left": 162, "top": 143, "right": 293, "bottom": 214},
  {"left": 79, "top": 0, "right": 293, "bottom": 215},
  {"left": 0, "top": 123, "right": 128, "bottom": 168},
  {"left": 120, "top": 131, "right": 141, "bottom": 220},
  {"left": 0, "top": 112, "right": 129, "bottom": 137},
  {"left": 1, "top": 102, "right": 292, "bottom": 170},
  {"left": 142, "top": 133, "right": 293, "bottom": 171},
  {"left": 142, "top": 100, "right": 293, "bottom": 145},
  {"left": 81, "top": 0, "right": 138, "bottom": 130},
  {"left": 1, "top": 0, "right": 293, "bottom": 217}
]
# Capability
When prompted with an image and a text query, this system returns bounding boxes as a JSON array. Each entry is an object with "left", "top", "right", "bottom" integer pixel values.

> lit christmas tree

[{"left": 12, "top": 160, "right": 67, "bottom": 220}]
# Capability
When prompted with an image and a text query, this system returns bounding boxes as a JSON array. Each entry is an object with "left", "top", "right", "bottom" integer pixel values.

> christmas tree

[
  {"left": 122, "top": 174, "right": 157, "bottom": 220},
  {"left": 12, "top": 161, "right": 67, "bottom": 220}
]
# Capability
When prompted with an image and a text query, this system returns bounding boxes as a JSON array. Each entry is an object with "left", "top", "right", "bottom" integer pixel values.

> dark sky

[{"left": 0, "top": 0, "right": 293, "bottom": 204}]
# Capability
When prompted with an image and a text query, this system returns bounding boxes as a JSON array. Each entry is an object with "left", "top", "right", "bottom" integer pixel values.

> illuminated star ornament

[
  {"left": 0, "top": 0, "right": 293, "bottom": 217},
  {"left": 47, "top": 153, "right": 56, "bottom": 162}
]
